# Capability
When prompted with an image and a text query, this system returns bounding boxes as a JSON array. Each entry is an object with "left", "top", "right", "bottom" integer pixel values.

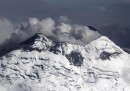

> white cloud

[
  {"left": 28, "top": 17, "right": 55, "bottom": 36},
  {"left": 0, "top": 17, "right": 101, "bottom": 49},
  {"left": 0, "top": 17, "right": 15, "bottom": 45}
]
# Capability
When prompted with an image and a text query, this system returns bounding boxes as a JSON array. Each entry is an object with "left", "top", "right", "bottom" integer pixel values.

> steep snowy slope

[{"left": 0, "top": 33, "right": 130, "bottom": 91}]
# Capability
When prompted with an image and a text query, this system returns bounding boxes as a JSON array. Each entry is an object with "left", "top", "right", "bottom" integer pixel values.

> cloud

[
  {"left": 28, "top": 17, "right": 55, "bottom": 36},
  {"left": 0, "top": 17, "right": 15, "bottom": 45},
  {"left": 58, "top": 16, "right": 71, "bottom": 24},
  {"left": 26, "top": 17, "right": 101, "bottom": 45},
  {"left": 0, "top": 16, "right": 101, "bottom": 49}
]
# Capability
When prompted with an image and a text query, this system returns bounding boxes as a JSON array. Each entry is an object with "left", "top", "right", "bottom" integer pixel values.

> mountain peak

[
  {"left": 0, "top": 34, "right": 130, "bottom": 91},
  {"left": 32, "top": 33, "right": 50, "bottom": 42},
  {"left": 21, "top": 33, "right": 50, "bottom": 45}
]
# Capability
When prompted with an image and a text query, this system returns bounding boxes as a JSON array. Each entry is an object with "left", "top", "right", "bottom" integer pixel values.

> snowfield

[{"left": 0, "top": 34, "right": 130, "bottom": 91}]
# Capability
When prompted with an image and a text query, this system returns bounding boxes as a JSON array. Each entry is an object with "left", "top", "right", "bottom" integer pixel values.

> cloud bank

[{"left": 0, "top": 16, "right": 101, "bottom": 49}]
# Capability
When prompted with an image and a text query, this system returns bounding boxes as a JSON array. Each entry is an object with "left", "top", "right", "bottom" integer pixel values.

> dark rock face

[
  {"left": 88, "top": 26, "right": 101, "bottom": 34},
  {"left": 65, "top": 51, "right": 84, "bottom": 67},
  {"left": 100, "top": 51, "right": 121, "bottom": 60},
  {"left": 20, "top": 33, "right": 48, "bottom": 45},
  {"left": 49, "top": 42, "right": 67, "bottom": 55},
  {"left": 88, "top": 26, "right": 97, "bottom": 31},
  {"left": 49, "top": 42, "right": 62, "bottom": 54},
  {"left": 22, "top": 47, "right": 42, "bottom": 52},
  {"left": 100, "top": 51, "right": 111, "bottom": 60}
]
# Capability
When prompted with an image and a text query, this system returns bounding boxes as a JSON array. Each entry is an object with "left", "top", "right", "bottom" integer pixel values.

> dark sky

[{"left": 0, "top": 0, "right": 130, "bottom": 28}]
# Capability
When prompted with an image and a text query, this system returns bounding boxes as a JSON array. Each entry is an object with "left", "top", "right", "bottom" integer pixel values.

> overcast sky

[{"left": 0, "top": 0, "right": 130, "bottom": 28}]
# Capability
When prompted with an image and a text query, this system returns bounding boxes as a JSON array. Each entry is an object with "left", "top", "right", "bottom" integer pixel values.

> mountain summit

[{"left": 0, "top": 33, "right": 130, "bottom": 91}]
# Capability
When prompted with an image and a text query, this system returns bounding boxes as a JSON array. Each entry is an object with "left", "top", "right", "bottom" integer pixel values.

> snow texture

[{"left": 0, "top": 33, "right": 130, "bottom": 91}]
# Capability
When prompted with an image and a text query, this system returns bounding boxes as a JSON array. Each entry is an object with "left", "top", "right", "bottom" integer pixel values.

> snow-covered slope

[{"left": 0, "top": 33, "right": 130, "bottom": 91}]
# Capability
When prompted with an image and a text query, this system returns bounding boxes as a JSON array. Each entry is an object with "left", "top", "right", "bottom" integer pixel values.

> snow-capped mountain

[{"left": 0, "top": 33, "right": 130, "bottom": 91}]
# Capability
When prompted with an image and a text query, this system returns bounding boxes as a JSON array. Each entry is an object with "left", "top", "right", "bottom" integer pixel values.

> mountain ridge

[{"left": 0, "top": 33, "right": 130, "bottom": 91}]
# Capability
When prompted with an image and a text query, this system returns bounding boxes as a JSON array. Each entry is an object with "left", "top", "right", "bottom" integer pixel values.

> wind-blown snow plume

[{"left": 0, "top": 16, "right": 101, "bottom": 49}]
